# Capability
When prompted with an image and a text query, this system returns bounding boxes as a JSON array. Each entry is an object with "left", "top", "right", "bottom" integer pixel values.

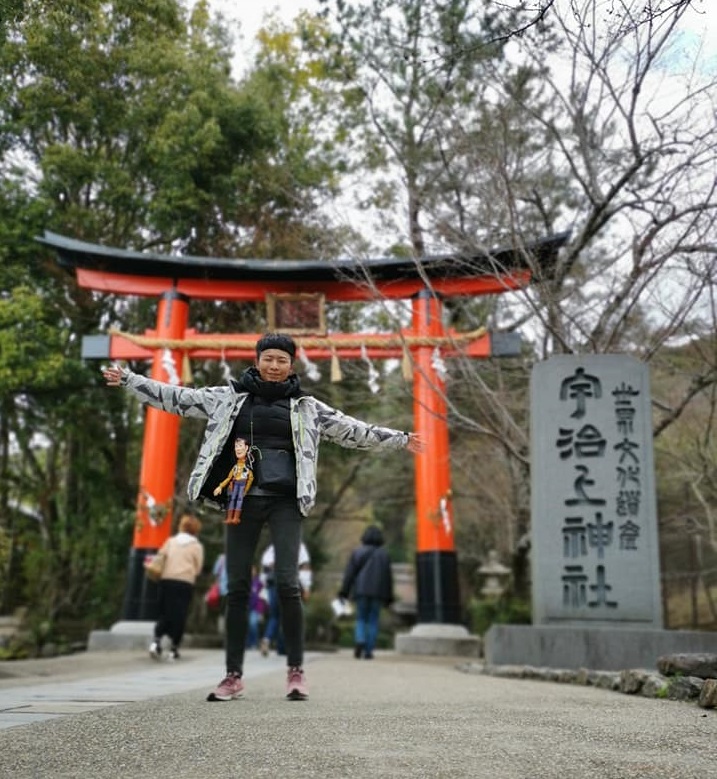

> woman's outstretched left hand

[{"left": 406, "top": 433, "right": 426, "bottom": 453}]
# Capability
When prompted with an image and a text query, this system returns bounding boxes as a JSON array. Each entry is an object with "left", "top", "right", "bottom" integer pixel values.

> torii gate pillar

[
  {"left": 412, "top": 290, "right": 461, "bottom": 623},
  {"left": 122, "top": 290, "right": 190, "bottom": 620}
]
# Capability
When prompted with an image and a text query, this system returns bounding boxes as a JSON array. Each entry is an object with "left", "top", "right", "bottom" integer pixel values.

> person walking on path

[
  {"left": 148, "top": 513, "right": 204, "bottom": 661},
  {"left": 246, "top": 566, "right": 267, "bottom": 649},
  {"left": 103, "top": 332, "right": 424, "bottom": 702},
  {"left": 259, "top": 542, "right": 311, "bottom": 657},
  {"left": 338, "top": 525, "right": 394, "bottom": 660},
  {"left": 209, "top": 553, "right": 228, "bottom": 634}
]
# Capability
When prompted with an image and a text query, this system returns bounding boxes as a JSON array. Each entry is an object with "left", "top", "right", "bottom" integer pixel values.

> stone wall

[{"left": 457, "top": 651, "right": 717, "bottom": 711}]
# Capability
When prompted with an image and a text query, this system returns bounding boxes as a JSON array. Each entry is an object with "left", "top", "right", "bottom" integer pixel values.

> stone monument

[
  {"left": 531, "top": 355, "right": 662, "bottom": 627},
  {"left": 485, "top": 355, "right": 717, "bottom": 670}
]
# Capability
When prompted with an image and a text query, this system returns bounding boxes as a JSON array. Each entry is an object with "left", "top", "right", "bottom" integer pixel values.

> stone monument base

[
  {"left": 88, "top": 621, "right": 221, "bottom": 652},
  {"left": 395, "top": 623, "right": 481, "bottom": 657},
  {"left": 485, "top": 624, "right": 717, "bottom": 671}
]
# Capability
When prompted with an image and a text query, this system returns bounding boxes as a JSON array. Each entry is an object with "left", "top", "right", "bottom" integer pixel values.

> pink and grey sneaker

[
  {"left": 207, "top": 672, "right": 244, "bottom": 702},
  {"left": 286, "top": 666, "right": 309, "bottom": 701}
]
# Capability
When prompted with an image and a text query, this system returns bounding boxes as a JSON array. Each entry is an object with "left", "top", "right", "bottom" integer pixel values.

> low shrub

[{"left": 467, "top": 596, "right": 531, "bottom": 636}]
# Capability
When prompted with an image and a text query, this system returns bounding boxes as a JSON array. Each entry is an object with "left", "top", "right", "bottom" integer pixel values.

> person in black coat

[{"left": 338, "top": 525, "right": 394, "bottom": 659}]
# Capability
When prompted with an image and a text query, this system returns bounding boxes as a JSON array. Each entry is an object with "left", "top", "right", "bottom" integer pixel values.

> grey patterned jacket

[{"left": 119, "top": 368, "right": 409, "bottom": 517}]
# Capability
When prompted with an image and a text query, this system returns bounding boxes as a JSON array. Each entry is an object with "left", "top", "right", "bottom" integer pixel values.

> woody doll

[{"left": 213, "top": 436, "right": 253, "bottom": 524}]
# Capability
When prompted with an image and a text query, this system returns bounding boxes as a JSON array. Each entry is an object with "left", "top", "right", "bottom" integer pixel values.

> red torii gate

[{"left": 41, "top": 230, "right": 568, "bottom": 624}]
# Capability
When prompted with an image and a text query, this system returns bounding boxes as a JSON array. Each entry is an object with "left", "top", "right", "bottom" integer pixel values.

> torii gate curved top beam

[{"left": 38, "top": 230, "right": 569, "bottom": 301}]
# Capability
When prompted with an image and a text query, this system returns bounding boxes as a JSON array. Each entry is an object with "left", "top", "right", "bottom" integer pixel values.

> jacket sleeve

[
  {"left": 339, "top": 551, "right": 358, "bottom": 599},
  {"left": 313, "top": 399, "right": 409, "bottom": 451},
  {"left": 385, "top": 555, "right": 395, "bottom": 606},
  {"left": 120, "top": 366, "right": 230, "bottom": 419}
]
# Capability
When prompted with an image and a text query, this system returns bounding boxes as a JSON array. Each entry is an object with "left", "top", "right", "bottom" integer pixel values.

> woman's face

[
  {"left": 256, "top": 348, "right": 293, "bottom": 383},
  {"left": 234, "top": 438, "right": 248, "bottom": 458}
]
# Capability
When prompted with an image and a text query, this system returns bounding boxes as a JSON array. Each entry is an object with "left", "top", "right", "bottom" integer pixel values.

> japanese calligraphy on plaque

[{"left": 530, "top": 356, "right": 662, "bottom": 627}]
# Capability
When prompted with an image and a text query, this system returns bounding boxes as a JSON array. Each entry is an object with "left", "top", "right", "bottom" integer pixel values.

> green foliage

[
  {"left": 467, "top": 596, "right": 531, "bottom": 636},
  {"left": 0, "top": 0, "right": 24, "bottom": 44},
  {"left": 0, "top": 526, "right": 10, "bottom": 578},
  {"left": 0, "top": 0, "right": 354, "bottom": 257},
  {"left": 0, "top": 641, "right": 30, "bottom": 660},
  {"left": 0, "top": 286, "right": 72, "bottom": 392},
  {"left": 304, "top": 593, "right": 338, "bottom": 646},
  {"left": 655, "top": 683, "right": 670, "bottom": 699},
  {"left": 0, "top": 0, "right": 240, "bottom": 249}
]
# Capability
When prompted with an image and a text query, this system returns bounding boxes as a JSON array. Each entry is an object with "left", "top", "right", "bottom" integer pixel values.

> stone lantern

[{"left": 477, "top": 550, "right": 511, "bottom": 598}]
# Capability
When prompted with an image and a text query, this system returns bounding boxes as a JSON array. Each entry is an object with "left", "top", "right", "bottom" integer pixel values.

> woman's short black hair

[{"left": 256, "top": 333, "right": 296, "bottom": 360}]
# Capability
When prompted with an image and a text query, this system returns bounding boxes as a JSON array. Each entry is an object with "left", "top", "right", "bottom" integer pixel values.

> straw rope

[{"left": 108, "top": 327, "right": 487, "bottom": 351}]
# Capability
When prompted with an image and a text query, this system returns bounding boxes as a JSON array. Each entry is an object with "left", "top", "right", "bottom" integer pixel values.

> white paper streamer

[
  {"left": 298, "top": 345, "right": 321, "bottom": 382},
  {"left": 161, "top": 348, "right": 180, "bottom": 385},
  {"left": 220, "top": 349, "right": 234, "bottom": 384},
  {"left": 141, "top": 490, "right": 162, "bottom": 527},
  {"left": 431, "top": 346, "right": 448, "bottom": 381},
  {"left": 439, "top": 495, "right": 452, "bottom": 535},
  {"left": 361, "top": 344, "right": 381, "bottom": 394}
]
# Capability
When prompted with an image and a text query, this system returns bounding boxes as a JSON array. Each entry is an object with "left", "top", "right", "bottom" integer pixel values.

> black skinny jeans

[{"left": 224, "top": 495, "right": 304, "bottom": 673}]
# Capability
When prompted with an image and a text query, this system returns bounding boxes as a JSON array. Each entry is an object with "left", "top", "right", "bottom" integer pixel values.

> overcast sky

[{"left": 206, "top": 0, "right": 717, "bottom": 71}]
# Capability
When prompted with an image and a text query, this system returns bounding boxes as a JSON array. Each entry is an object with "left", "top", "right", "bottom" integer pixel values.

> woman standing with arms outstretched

[{"left": 104, "top": 333, "right": 424, "bottom": 702}]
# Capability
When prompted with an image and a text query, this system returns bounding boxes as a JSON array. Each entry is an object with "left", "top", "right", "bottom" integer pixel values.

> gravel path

[{"left": 0, "top": 650, "right": 714, "bottom": 779}]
